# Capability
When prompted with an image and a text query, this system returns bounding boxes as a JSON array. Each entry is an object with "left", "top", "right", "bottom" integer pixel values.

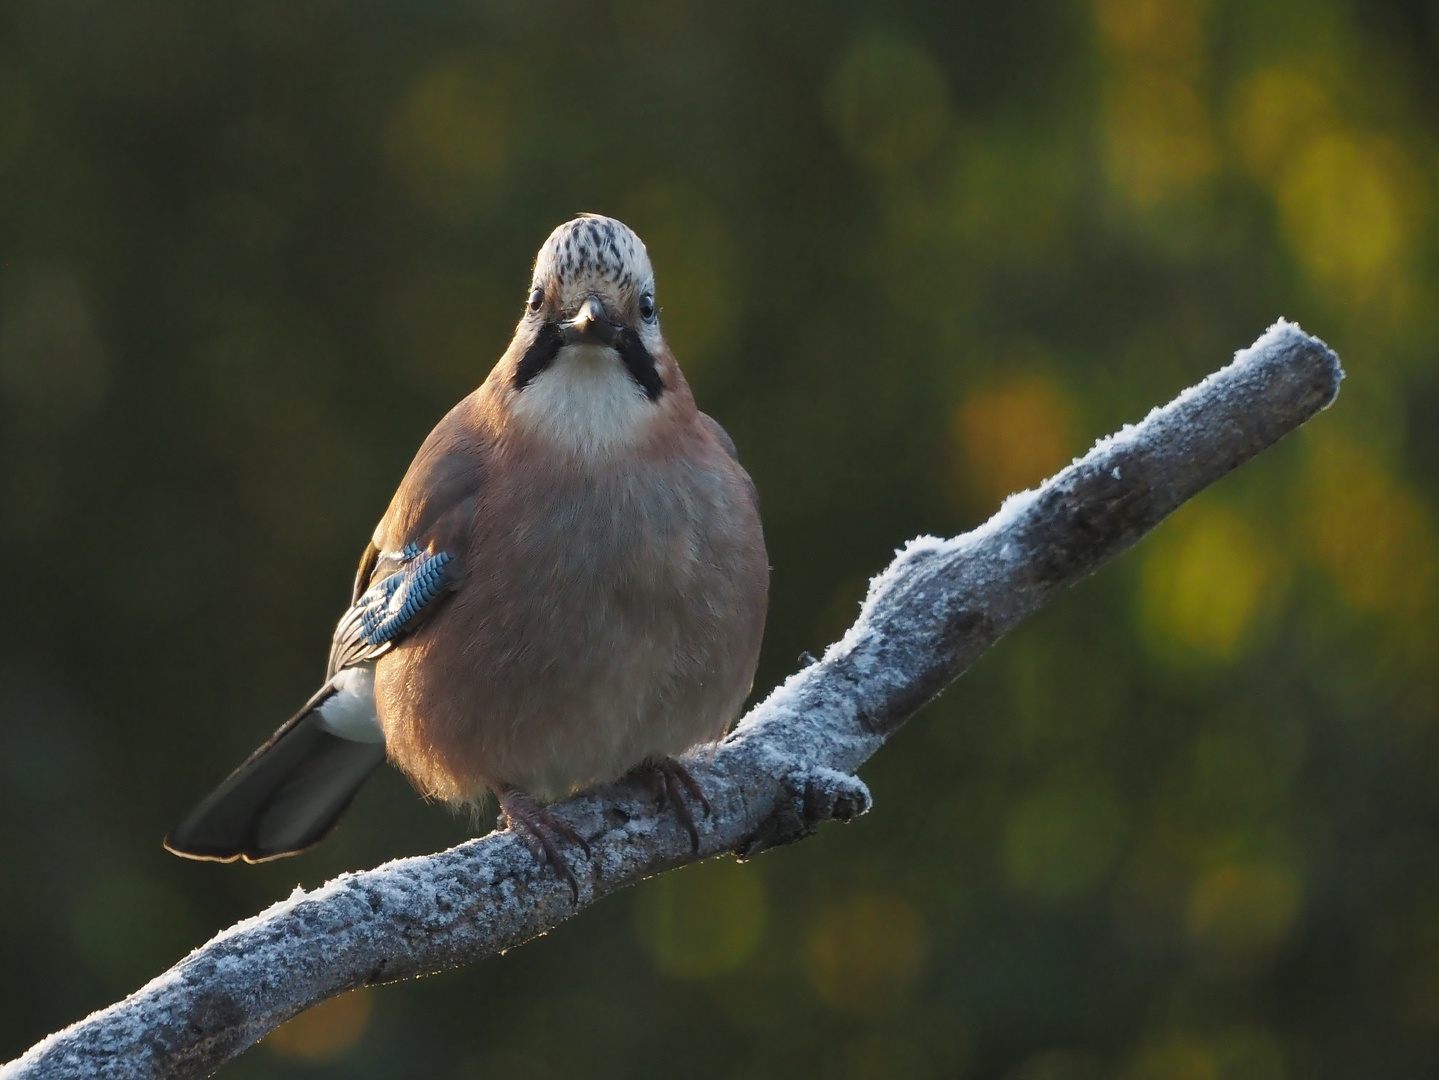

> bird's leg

[
  {"left": 494, "top": 784, "right": 591, "bottom": 901},
  {"left": 630, "top": 757, "right": 712, "bottom": 853}
]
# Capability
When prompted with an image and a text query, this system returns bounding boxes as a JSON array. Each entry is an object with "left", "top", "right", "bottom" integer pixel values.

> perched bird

[{"left": 165, "top": 215, "right": 770, "bottom": 890}]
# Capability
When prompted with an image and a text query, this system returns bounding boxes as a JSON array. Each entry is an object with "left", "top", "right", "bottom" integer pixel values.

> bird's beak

[{"left": 560, "top": 296, "right": 619, "bottom": 346}]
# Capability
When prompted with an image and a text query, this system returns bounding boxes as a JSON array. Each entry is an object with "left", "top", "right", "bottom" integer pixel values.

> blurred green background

[{"left": 1, "top": 0, "right": 1437, "bottom": 1077}]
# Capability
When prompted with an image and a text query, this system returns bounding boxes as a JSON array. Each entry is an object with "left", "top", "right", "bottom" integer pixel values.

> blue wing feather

[
  {"left": 358, "top": 548, "right": 454, "bottom": 646},
  {"left": 327, "top": 543, "right": 457, "bottom": 676}
]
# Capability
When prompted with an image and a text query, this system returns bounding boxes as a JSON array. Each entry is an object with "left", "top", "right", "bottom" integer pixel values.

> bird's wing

[
  {"left": 326, "top": 539, "right": 461, "bottom": 678},
  {"left": 700, "top": 412, "right": 740, "bottom": 461},
  {"left": 701, "top": 412, "right": 760, "bottom": 509},
  {"left": 166, "top": 529, "right": 466, "bottom": 861},
  {"left": 327, "top": 409, "right": 486, "bottom": 678},
  {"left": 166, "top": 403, "right": 488, "bottom": 864}
]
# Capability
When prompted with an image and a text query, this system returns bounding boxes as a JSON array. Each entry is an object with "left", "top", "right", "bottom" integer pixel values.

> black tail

[{"left": 164, "top": 686, "right": 386, "bottom": 863}]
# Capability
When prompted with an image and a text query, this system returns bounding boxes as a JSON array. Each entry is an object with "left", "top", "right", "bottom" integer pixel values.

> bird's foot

[
  {"left": 631, "top": 757, "right": 712, "bottom": 852},
  {"left": 734, "top": 765, "right": 872, "bottom": 859},
  {"left": 495, "top": 785, "right": 591, "bottom": 901}
]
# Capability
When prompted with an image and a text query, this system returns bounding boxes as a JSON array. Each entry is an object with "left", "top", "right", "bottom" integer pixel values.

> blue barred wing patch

[
  {"left": 357, "top": 546, "right": 454, "bottom": 646},
  {"left": 328, "top": 542, "right": 456, "bottom": 675}
]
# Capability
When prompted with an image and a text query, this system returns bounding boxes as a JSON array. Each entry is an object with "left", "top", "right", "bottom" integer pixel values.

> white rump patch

[
  {"left": 510, "top": 344, "right": 653, "bottom": 456},
  {"left": 318, "top": 666, "right": 385, "bottom": 744}
]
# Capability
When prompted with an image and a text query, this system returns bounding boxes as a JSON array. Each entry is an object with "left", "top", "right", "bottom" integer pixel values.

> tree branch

[{"left": 2, "top": 320, "right": 1343, "bottom": 1080}]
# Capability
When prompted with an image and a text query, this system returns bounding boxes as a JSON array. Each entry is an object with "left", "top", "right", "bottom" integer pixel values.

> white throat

[{"left": 509, "top": 344, "right": 653, "bottom": 456}]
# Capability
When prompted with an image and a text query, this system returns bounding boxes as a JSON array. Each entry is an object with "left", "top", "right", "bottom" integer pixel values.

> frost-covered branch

[{"left": 2, "top": 321, "right": 1343, "bottom": 1080}]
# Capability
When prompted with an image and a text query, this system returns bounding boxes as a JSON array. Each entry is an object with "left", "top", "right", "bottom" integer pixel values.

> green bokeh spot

[
  {"left": 70, "top": 872, "right": 199, "bottom": 993},
  {"left": 634, "top": 857, "right": 767, "bottom": 980},
  {"left": 1004, "top": 774, "right": 1128, "bottom": 902}
]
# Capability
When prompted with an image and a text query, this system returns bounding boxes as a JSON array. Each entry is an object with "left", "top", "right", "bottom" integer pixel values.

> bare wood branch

[{"left": 2, "top": 320, "right": 1343, "bottom": 1080}]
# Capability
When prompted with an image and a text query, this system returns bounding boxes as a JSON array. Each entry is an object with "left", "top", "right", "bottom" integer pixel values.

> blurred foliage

[{"left": 2, "top": 0, "right": 1439, "bottom": 1076}]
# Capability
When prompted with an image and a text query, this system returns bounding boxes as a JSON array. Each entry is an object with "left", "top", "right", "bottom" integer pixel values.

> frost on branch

[{"left": 2, "top": 319, "right": 1342, "bottom": 1080}]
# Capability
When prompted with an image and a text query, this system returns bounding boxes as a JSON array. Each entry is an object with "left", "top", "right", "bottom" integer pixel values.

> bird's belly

[{"left": 373, "top": 486, "right": 760, "bottom": 804}]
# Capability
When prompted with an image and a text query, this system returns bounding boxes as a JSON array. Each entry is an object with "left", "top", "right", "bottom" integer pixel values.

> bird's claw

[
  {"left": 733, "top": 765, "right": 872, "bottom": 859},
  {"left": 632, "top": 757, "right": 712, "bottom": 852},
  {"left": 496, "top": 786, "right": 590, "bottom": 901}
]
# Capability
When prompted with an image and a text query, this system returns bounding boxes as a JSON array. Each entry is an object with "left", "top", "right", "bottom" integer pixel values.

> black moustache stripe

[
  {"left": 512, "top": 322, "right": 563, "bottom": 391},
  {"left": 614, "top": 328, "right": 665, "bottom": 401},
  {"left": 513, "top": 321, "right": 665, "bottom": 402}
]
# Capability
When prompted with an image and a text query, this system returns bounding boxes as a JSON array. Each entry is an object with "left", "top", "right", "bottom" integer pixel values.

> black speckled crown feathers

[{"left": 532, "top": 214, "right": 654, "bottom": 297}]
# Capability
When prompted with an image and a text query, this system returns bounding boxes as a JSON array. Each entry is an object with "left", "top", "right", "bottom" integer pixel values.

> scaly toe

[
  {"left": 631, "top": 758, "right": 711, "bottom": 853},
  {"left": 496, "top": 785, "right": 589, "bottom": 901}
]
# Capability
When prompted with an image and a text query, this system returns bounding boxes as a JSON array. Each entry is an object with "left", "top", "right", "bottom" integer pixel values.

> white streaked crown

[{"left": 531, "top": 215, "right": 654, "bottom": 317}]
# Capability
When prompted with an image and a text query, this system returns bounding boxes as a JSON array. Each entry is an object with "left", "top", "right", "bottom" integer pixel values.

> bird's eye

[
  {"left": 527, "top": 287, "right": 544, "bottom": 315},
  {"left": 639, "top": 293, "right": 656, "bottom": 322}
]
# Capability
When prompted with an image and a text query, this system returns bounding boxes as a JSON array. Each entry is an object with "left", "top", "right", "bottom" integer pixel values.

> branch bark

[{"left": 2, "top": 320, "right": 1343, "bottom": 1080}]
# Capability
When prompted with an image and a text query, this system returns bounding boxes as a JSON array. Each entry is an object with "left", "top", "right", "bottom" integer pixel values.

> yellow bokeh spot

[
  {"left": 1128, "top": 1036, "right": 1218, "bottom": 1080},
  {"left": 266, "top": 989, "right": 374, "bottom": 1063},
  {"left": 1186, "top": 862, "right": 1300, "bottom": 972},
  {"left": 1229, "top": 66, "right": 1332, "bottom": 183},
  {"left": 386, "top": 63, "right": 509, "bottom": 218},
  {"left": 1138, "top": 502, "right": 1280, "bottom": 662},
  {"left": 1276, "top": 133, "right": 1415, "bottom": 295},
  {"left": 1102, "top": 73, "right": 1219, "bottom": 206},
  {"left": 1299, "top": 430, "right": 1437, "bottom": 618},
  {"left": 634, "top": 858, "right": 767, "bottom": 979},
  {"left": 824, "top": 35, "right": 949, "bottom": 174},
  {"left": 1004, "top": 775, "right": 1127, "bottom": 901},
  {"left": 954, "top": 374, "right": 1076, "bottom": 505},
  {"left": 1094, "top": 0, "right": 1206, "bottom": 61},
  {"left": 1212, "top": 1028, "right": 1287, "bottom": 1080},
  {"left": 806, "top": 893, "right": 928, "bottom": 1012},
  {"left": 1131, "top": 1032, "right": 1285, "bottom": 1080},
  {"left": 626, "top": 185, "right": 738, "bottom": 373},
  {"left": 1094, "top": 0, "right": 1217, "bottom": 206}
]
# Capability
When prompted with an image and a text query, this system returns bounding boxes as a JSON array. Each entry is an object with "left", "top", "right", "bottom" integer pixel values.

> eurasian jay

[{"left": 164, "top": 215, "right": 770, "bottom": 890}]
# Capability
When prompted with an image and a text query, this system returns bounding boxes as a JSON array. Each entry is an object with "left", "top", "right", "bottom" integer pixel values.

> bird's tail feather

[{"left": 164, "top": 683, "right": 386, "bottom": 863}]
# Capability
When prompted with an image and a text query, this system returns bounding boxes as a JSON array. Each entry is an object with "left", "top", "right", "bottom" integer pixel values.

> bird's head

[{"left": 498, "top": 214, "right": 687, "bottom": 457}]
